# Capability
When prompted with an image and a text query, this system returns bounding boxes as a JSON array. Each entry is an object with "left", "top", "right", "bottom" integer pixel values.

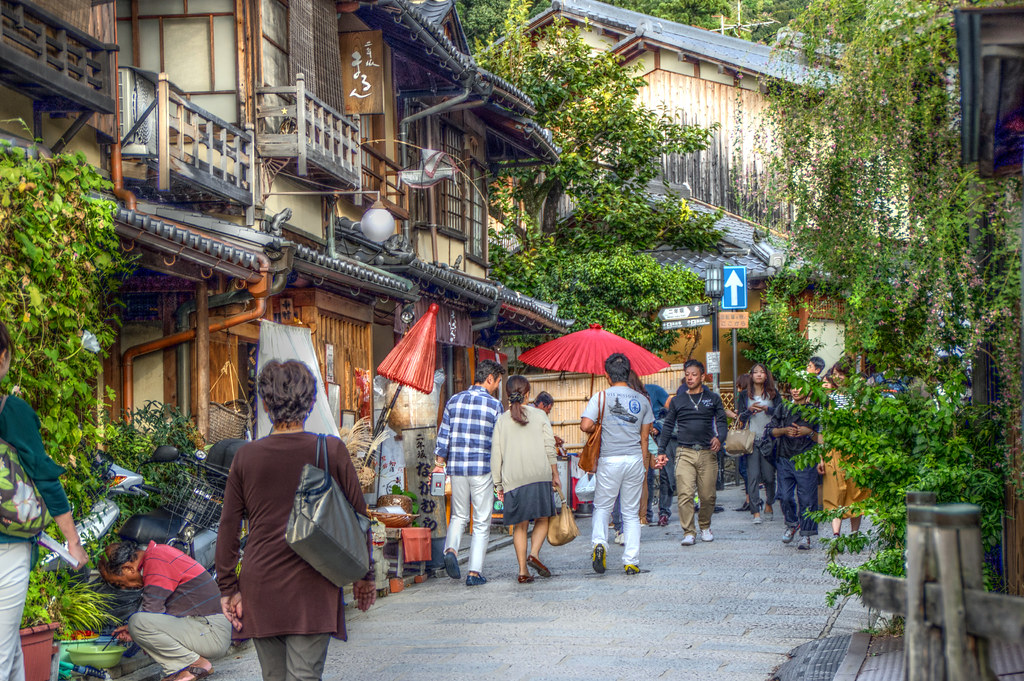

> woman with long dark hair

[
  {"left": 216, "top": 360, "right": 375, "bottom": 681},
  {"left": 491, "top": 375, "right": 561, "bottom": 583},
  {"left": 736, "top": 363, "right": 782, "bottom": 524}
]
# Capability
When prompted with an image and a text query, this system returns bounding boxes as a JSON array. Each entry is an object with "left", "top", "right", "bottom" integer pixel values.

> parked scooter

[
  {"left": 116, "top": 438, "right": 247, "bottom": 571},
  {"left": 40, "top": 452, "right": 160, "bottom": 572}
]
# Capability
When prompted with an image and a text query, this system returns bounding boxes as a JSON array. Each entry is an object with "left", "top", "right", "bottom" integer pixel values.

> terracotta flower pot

[{"left": 19, "top": 622, "right": 59, "bottom": 681}]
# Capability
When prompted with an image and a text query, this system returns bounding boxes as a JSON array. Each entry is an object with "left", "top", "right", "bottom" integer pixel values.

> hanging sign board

[
  {"left": 719, "top": 311, "right": 749, "bottom": 329},
  {"left": 340, "top": 31, "right": 385, "bottom": 115},
  {"left": 706, "top": 351, "right": 721, "bottom": 374},
  {"left": 662, "top": 316, "right": 711, "bottom": 331},
  {"left": 657, "top": 304, "right": 710, "bottom": 321}
]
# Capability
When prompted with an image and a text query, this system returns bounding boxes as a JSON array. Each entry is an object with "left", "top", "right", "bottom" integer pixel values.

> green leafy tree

[
  {"left": 737, "top": 273, "right": 819, "bottom": 368},
  {"left": 480, "top": 1, "right": 723, "bottom": 349},
  {"left": 491, "top": 234, "right": 706, "bottom": 352},
  {"left": 480, "top": 3, "right": 721, "bottom": 248},
  {"left": 765, "top": 0, "right": 1021, "bottom": 597},
  {"left": 0, "top": 145, "right": 134, "bottom": 513}
]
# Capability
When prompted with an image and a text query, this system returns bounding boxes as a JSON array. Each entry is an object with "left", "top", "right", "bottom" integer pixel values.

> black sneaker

[{"left": 591, "top": 544, "right": 606, "bottom": 574}]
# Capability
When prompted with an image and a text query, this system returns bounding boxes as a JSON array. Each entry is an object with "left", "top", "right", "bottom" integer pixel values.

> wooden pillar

[
  {"left": 909, "top": 491, "right": 937, "bottom": 679},
  {"left": 196, "top": 281, "right": 210, "bottom": 439}
]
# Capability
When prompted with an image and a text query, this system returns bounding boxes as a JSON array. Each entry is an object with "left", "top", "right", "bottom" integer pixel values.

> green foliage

[
  {"left": 21, "top": 570, "right": 115, "bottom": 634},
  {"left": 491, "top": 232, "right": 706, "bottom": 352},
  {"left": 103, "top": 401, "right": 204, "bottom": 523},
  {"left": 457, "top": 0, "right": 547, "bottom": 48},
  {"left": 479, "top": 5, "right": 721, "bottom": 247},
  {"left": 767, "top": 0, "right": 1021, "bottom": 383},
  {"left": 480, "top": 0, "right": 722, "bottom": 349},
  {"left": 0, "top": 145, "right": 134, "bottom": 517},
  {"left": 737, "top": 272, "right": 819, "bottom": 369},
  {"left": 779, "top": 363, "right": 1006, "bottom": 602}
]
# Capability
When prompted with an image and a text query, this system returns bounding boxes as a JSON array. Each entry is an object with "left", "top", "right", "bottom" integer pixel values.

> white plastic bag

[{"left": 575, "top": 473, "right": 596, "bottom": 502}]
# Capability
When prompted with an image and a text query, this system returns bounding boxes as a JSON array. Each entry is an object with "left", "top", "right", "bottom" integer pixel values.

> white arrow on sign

[{"left": 725, "top": 269, "right": 743, "bottom": 308}]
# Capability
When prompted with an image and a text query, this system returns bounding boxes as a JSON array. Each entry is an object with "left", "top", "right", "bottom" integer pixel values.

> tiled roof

[
  {"left": 115, "top": 206, "right": 266, "bottom": 281},
  {"left": 533, "top": 0, "right": 811, "bottom": 83},
  {"left": 644, "top": 198, "right": 787, "bottom": 280},
  {"left": 273, "top": 240, "right": 419, "bottom": 298},
  {"left": 496, "top": 285, "right": 575, "bottom": 332}
]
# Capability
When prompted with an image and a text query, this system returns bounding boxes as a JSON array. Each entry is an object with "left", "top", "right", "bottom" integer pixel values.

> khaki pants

[
  {"left": 128, "top": 612, "right": 232, "bottom": 675},
  {"left": 674, "top": 447, "right": 718, "bottom": 536}
]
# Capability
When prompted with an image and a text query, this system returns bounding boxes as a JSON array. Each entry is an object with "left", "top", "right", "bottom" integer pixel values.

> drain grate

[{"left": 772, "top": 635, "right": 852, "bottom": 681}]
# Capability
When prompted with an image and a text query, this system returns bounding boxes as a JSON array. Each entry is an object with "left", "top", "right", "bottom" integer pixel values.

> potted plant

[{"left": 20, "top": 568, "right": 114, "bottom": 681}]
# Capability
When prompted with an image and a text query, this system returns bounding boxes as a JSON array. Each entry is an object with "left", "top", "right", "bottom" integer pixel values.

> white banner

[{"left": 256, "top": 321, "right": 339, "bottom": 439}]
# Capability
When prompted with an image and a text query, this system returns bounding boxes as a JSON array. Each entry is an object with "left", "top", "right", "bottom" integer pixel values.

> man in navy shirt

[{"left": 432, "top": 360, "right": 505, "bottom": 586}]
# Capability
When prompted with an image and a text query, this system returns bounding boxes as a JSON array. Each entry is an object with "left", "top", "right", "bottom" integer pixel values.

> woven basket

[
  {"left": 369, "top": 511, "right": 413, "bottom": 528},
  {"left": 375, "top": 494, "right": 413, "bottom": 514},
  {"left": 208, "top": 400, "right": 250, "bottom": 442}
]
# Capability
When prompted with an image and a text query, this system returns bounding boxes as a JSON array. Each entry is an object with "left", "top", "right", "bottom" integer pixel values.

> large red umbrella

[
  {"left": 519, "top": 323, "right": 669, "bottom": 376},
  {"left": 370, "top": 304, "right": 439, "bottom": 491},
  {"left": 377, "top": 302, "right": 439, "bottom": 394}
]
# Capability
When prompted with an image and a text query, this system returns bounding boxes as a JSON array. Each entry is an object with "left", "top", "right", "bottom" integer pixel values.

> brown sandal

[
  {"left": 517, "top": 574, "right": 534, "bottom": 583},
  {"left": 526, "top": 555, "right": 551, "bottom": 578}
]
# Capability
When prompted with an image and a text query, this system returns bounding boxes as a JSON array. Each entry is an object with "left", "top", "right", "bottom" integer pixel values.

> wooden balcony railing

[
  {"left": 256, "top": 74, "right": 361, "bottom": 190},
  {"left": 0, "top": 0, "right": 115, "bottom": 113},
  {"left": 120, "top": 68, "right": 254, "bottom": 207},
  {"left": 360, "top": 144, "right": 408, "bottom": 220}
]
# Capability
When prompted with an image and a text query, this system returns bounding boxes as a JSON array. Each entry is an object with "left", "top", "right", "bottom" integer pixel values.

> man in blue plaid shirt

[{"left": 432, "top": 359, "right": 505, "bottom": 586}]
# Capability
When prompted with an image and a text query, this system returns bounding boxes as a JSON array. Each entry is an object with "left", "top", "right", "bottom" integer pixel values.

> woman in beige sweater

[{"left": 492, "top": 375, "right": 562, "bottom": 583}]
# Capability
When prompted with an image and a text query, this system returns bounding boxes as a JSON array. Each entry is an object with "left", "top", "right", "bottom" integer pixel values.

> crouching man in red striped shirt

[{"left": 99, "top": 540, "right": 231, "bottom": 681}]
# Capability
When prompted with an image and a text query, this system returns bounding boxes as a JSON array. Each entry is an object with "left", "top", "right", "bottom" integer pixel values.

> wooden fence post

[
  {"left": 906, "top": 491, "right": 936, "bottom": 681},
  {"left": 933, "top": 504, "right": 995, "bottom": 681}
]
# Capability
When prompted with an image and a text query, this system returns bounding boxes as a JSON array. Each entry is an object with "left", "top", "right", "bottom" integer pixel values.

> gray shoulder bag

[{"left": 285, "top": 434, "right": 371, "bottom": 587}]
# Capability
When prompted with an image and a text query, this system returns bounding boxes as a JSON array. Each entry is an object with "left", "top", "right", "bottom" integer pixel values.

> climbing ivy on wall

[{"left": 0, "top": 144, "right": 134, "bottom": 511}]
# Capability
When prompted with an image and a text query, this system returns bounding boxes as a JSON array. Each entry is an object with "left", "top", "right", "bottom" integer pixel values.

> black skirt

[{"left": 503, "top": 481, "right": 558, "bottom": 525}]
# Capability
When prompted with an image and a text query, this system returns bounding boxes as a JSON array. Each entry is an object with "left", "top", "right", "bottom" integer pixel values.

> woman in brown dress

[
  {"left": 818, "top": 360, "right": 870, "bottom": 537},
  {"left": 215, "top": 360, "right": 375, "bottom": 681}
]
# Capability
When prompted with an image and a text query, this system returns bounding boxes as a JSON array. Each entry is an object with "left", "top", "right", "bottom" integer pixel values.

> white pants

[
  {"left": 591, "top": 456, "right": 645, "bottom": 566},
  {"left": 0, "top": 542, "right": 31, "bottom": 681},
  {"left": 444, "top": 474, "right": 493, "bottom": 575}
]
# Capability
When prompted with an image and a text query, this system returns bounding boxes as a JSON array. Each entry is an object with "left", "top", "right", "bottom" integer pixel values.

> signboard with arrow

[
  {"left": 657, "top": 304, "right": 710, "bottom": 321},
  {"left": 722, "top": 266, "right": 747, "bottom": 310},
  {"left": 661, "top": 316, "right": 711, "bottom": 330}
]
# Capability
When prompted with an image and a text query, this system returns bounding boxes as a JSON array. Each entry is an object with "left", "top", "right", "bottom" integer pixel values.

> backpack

[{"left": 0, "top": 396, "right": 52, "bottom": 538}]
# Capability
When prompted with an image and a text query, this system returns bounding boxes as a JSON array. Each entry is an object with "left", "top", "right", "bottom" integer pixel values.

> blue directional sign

[{"left": 722, "top": 266, "right": 747, "bottom": 310}]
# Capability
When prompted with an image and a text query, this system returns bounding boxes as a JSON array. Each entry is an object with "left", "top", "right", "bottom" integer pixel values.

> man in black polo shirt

[{"left": 656, "top": 360, "right": 728, "bottom": 546}]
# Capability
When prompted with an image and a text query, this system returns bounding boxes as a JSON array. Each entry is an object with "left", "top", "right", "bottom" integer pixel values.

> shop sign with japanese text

[
  {"left": 340, "top": 31, "right": 384, "bottom": 114},
  {"left": 402, "top": 427, "right": 447, "bottom": 538}
]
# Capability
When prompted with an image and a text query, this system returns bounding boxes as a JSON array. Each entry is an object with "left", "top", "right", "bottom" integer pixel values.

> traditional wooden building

[
  {"left": 528, "top": 0, "right": 809, "bottom": 228},
  {"left": 0, "top": 0, "right": 566, "bottom": 439}
]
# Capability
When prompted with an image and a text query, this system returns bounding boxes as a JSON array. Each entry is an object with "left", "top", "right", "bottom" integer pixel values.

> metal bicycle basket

[{"left": 163, "top": 464, "right": 228, "bottom": 531}]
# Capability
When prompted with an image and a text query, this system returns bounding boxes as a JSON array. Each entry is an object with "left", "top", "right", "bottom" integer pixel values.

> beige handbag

[
  {"left": 546, "top": 488, "right": 579, "bottom": 546},
  {"left": 724, "top": 421, "right": 755, "bottom": 457}
]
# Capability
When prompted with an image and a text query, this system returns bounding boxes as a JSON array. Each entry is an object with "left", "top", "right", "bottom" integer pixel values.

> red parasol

[
  {"left": 377, "top": 303, "right": 439, "bottom": 394},
  {"left": 518, "top": 323, "right": 669, "bottom": 377}
]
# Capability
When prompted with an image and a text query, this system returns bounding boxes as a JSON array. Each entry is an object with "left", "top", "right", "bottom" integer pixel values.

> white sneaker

[
  {"left": 613, "top": 531, "right": 625, "bottom": 545},
  {"left": 752, "top": 516, "right": 763, "bottom": 525},
  {"left": 700, "top": 529, "right": 714, "bottom": 542},
  {"left": 680, "top": 534, "right": 696, "bottom": 546}
]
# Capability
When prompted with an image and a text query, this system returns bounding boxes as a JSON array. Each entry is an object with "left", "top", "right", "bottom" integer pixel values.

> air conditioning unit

[{"left": 119, "top": 68, "right": 157, "bottom": 156}]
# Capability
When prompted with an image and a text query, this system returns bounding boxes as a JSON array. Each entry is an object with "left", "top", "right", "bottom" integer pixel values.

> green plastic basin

[{"left": 64, "top": 641, "right": 126, "bottom": 668}]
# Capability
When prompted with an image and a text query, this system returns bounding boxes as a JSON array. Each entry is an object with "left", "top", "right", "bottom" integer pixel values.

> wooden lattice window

[
  {"left": 468, "top": 164, "right": 487, "bottom": 260},
  {"left": 439, "top": 121, "right": 465, "bottom": 234}
]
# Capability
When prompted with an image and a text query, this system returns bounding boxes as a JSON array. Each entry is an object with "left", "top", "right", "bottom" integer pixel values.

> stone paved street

[{"left": 209, "top": 486, "right": 873, "bottom": 681}]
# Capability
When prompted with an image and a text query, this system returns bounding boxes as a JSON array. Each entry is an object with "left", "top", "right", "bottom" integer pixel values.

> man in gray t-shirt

[{"left": 580, "top": 353, "right": 654, "bottom": 575}]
